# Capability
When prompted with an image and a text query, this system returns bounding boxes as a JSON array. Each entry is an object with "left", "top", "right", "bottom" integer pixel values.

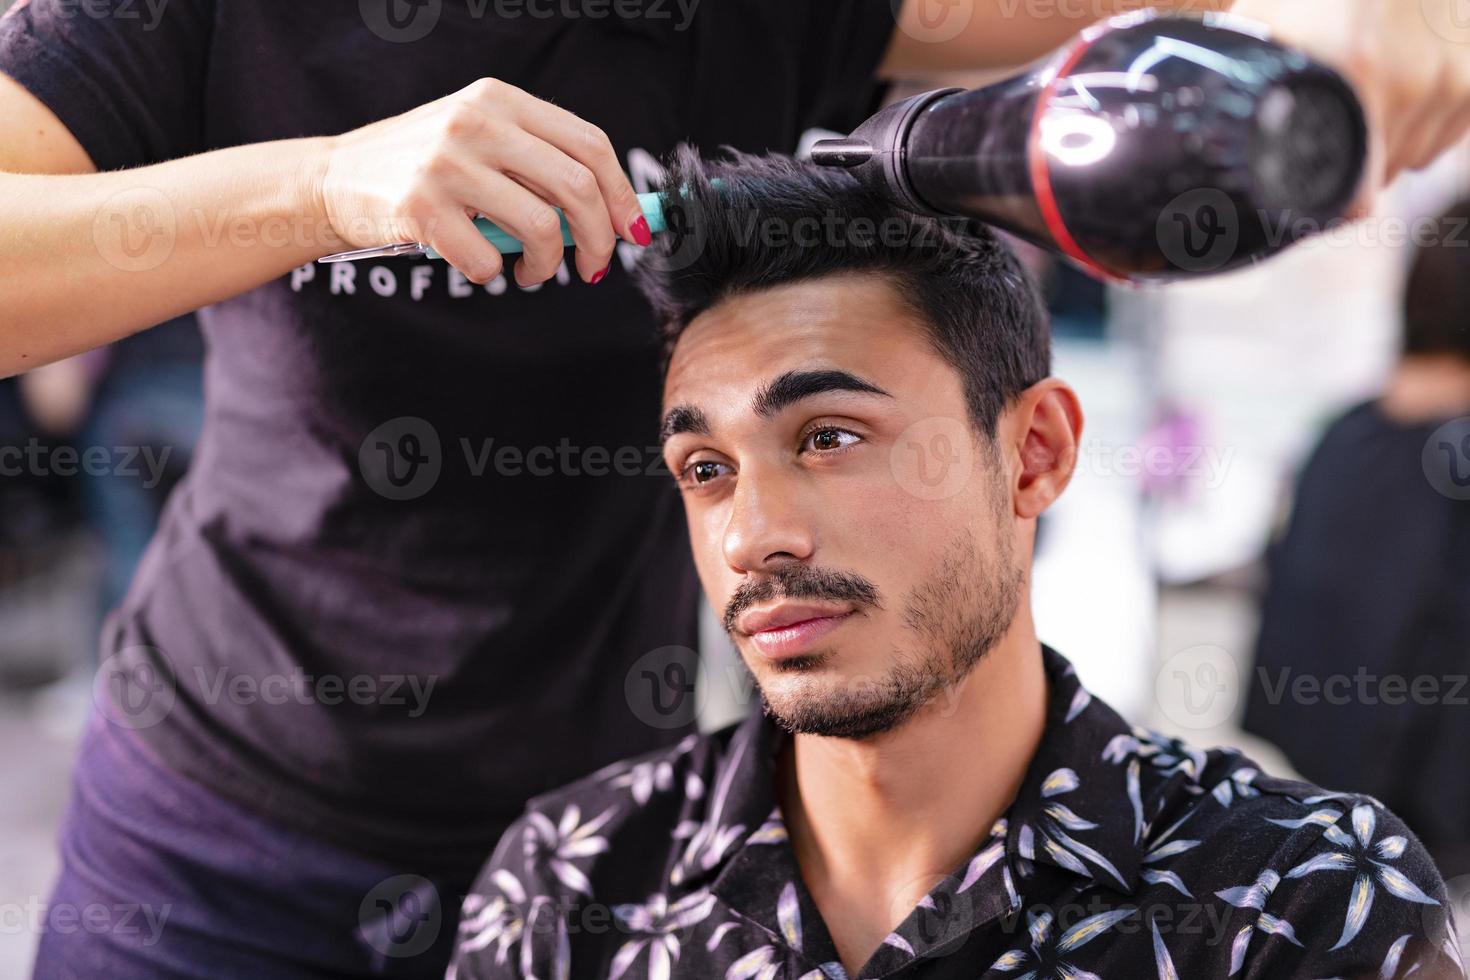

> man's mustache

[{"left": 722, "top": 565, "right": 882, "bottom": 635}]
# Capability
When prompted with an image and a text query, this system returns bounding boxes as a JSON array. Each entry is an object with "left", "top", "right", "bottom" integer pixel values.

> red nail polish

[
  {"left": 590, "top": 265, "right": 609, "bottom": 285},
  {"left": 631, "top": 215, "right": 652, "bottom": 247}
]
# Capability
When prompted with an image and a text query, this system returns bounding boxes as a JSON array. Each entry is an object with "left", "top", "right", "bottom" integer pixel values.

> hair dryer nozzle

[
  {"left": 809, "top": 88, "right": 961, "bottom": 215},
  {"left": 807, "top": 139, "right": 874, "bottom": 168}
]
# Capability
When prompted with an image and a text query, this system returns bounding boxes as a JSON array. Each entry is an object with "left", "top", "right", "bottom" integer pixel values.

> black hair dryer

[{"left": 810, "top": 12, "right": 1368, "bottom": 283}]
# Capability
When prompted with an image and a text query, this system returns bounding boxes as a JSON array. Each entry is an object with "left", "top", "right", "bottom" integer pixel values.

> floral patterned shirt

[{"left": 449, "top": 645, "right": 1465, "bottom": 980}]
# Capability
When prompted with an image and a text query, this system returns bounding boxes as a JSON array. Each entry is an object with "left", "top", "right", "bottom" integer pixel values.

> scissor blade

[{"left": 317, "top": 242, "right": 427, "bottom": 263}]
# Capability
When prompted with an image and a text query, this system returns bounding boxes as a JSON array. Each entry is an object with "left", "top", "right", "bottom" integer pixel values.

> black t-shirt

[
  {"left": 1243, "top": 400, "right": 1470, "bottom": 876},
  {"left": 0, "top": 0, "right": 896, "bottom": 872}
]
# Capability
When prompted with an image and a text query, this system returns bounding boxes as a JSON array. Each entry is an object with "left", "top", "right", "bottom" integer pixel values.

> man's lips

[
  {"left": 738, "top": 603, "right": 857, "bottom": 659},
  {"left": 738, "top": 602, "right": 855, "bottom": 635}
]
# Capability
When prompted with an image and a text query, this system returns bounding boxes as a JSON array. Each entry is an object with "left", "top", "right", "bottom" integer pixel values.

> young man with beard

[{"left": 449, "top": 150, "right": 1465, "bottom": 980}]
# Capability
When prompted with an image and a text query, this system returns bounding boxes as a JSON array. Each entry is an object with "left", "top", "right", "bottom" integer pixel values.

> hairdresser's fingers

[
  {"left": 478, "top": 81, "right": 648, "bottom": 246},
  {"left": 1393, "top": 89, "right": 1470, "bottom": 177},
  {"left": 408, "top": 203, "right": 505, "bottom": 285},
  {"left": 452, "top": 166, "right": 569, "bottom": 286},
  {"left": 484, "top": 127, "right": 618, "bottom": 283},
  {"left": 1238, "top": 0, "right": 1470, "bottom": 212},
  {"left": 1344, "top": 85, "right": 1387, "bottom": 219},
  {"left": 1383, "top": 111, "right": 1440, "bottom": 184}
]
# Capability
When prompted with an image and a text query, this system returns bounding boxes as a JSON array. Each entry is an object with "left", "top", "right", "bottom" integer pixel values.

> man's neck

[
  {"left": 775, "top": 623, "right": 1050, "bottom": 974},
  {"left": 1380, "top": 353, "right": 1470, "bottom": 424}
]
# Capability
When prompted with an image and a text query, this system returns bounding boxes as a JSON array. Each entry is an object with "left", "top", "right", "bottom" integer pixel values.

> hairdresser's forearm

[
  {"left": 882, "top": 0, "right": 1233, "bottom": 74},
  {"left": 0, "top": 136, "right": 340, "bottom": 378}
]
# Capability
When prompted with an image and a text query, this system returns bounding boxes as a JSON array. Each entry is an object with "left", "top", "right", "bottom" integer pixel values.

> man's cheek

[
  {"left": 886, "top": 415, "right": 979, "bottom": 503},
  {"left": 683, "top": 513, "right": 733, "bottom": 613},
  {"left": 826, "top": 475, "right": 934, "bottom": 558}
]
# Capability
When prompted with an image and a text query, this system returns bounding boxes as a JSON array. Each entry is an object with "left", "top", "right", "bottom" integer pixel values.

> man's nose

[{"left": 720, "top": 467, "right": 816, "bottom": 574}]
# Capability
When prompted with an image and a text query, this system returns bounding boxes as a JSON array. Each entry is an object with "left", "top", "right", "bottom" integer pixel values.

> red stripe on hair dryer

[{"left": 810, "top": 12, "right": 1368, "bottom": 282}]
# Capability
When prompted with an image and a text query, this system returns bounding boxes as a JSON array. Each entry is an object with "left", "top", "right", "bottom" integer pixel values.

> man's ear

[{"left": 1005, "top": 378, "right": 1084, "bottom": 520}]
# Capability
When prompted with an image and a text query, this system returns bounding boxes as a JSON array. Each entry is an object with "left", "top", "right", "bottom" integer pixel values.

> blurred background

[{"left": 3, "top": 66, "right": 1470, "bottom": 976}]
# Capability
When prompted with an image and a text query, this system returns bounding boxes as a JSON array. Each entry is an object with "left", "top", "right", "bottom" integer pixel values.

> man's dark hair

[
  {"left": 1403, "top": 197, "right": 1470, "bottom": 361},
  {"left": 633, "top": 145, "right": 1051, "bottom": 438}
]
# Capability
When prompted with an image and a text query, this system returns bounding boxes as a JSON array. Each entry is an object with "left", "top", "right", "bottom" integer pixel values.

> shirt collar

[
  {"left": 670, "top": 645, "right": 1151, "bottom": 973},
  {"left": 1001, "top": 645, "right": 1146, "bottom": 897}
]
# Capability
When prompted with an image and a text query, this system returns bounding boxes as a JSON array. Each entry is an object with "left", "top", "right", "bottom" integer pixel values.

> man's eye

[
  {"left": 804, "top": 428, "right": 860, "bottom": 453},
  {"left": 681, "top": 459, "right": 732, "bottom": 486}
]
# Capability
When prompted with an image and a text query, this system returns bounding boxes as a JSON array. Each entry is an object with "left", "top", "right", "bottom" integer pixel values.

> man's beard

[{"left": 724, "top": 500, "right": 1024, "bottom": 740}]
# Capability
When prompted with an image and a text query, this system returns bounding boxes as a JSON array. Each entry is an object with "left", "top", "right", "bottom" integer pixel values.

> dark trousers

[{"left": 32, "top": 713, "right": 475, "bottom": 979}]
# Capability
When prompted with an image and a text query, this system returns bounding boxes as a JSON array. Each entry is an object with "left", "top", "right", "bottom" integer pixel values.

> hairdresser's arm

[
  {"left": 880, "top": 0, "right": 1229, "bottom": 74},
  {"left": 0, "top": 74, "right": 645, "bottom": 379}
]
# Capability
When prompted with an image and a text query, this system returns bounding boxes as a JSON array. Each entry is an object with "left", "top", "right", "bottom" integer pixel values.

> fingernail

[
  {"left": 630, "top": 215, "right": 652, "bottom": 248},
  {"left": 590, "top": 265, "right": 610, "bottom": 285},
  {"left": 513, "top": 262, "right": 530, "bottom": 287}
]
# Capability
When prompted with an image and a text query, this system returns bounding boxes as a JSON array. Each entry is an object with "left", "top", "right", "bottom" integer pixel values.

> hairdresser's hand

[
  {"left": 317, "top": 77, "right": 649, "bottom": 285},
  {"left": 1232, "top": 0, "right": 1470, "bottom": 212}
]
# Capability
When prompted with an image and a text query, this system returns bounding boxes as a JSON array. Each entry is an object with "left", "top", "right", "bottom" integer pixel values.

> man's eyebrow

[
  {"left": 660, "top": 370, "right": 891, "bottom": 444},
  {"left": 752, "top": 369, "right": 892, "bottom": 419},
  {"left": 659, "top": 405, "right": 710, "bottom": 445}
]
